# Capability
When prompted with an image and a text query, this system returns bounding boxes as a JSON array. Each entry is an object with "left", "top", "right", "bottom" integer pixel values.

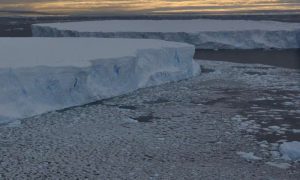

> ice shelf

[
  {"left": 0, "top": 38, "right": 199, "bottom": 122},
  {"left": 32, "top": 19, "right": 300, "bottom": 49}
]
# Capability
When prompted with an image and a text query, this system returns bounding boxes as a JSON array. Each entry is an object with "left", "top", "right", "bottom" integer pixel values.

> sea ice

[
  {"left": 279, "top": 141, "right": 300, "bottom": 161},
  {"left": 237, "top": 151, "right": 262, "bottom": 161},
  {"left": 266, "top": 162, "right": 291, "bottom": 169}
]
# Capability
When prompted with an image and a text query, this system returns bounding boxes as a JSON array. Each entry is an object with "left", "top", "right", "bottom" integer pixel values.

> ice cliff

[
  {"left": 32, "top": 19, "right": 300, "bottom": 49},
  {"left": 0, "top": 38, "right": 199, "bottom": 123}
]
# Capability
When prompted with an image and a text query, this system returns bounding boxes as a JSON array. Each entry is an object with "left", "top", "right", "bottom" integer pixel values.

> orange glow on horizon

[{"left": 0, "top": 0, "right": 299, "bottom": 15}]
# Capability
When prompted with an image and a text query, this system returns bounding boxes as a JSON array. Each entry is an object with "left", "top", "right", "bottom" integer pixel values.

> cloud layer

[{"left": 0, "top": 0, "right": 299, "bottom": 15}]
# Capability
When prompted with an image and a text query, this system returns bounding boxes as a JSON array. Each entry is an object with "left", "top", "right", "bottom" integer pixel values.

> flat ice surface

[
  {"left": 34, "top": 19, "right": 300, "bottom": 33},
  {"left": 0, "top": 38, "right": 198, "bottom": 123},
  {"left": 0, "top": 38, "right": 192, "bottom": 68},
  {"left": 32, "top": 19, "right": 300, "bottom": 49}
]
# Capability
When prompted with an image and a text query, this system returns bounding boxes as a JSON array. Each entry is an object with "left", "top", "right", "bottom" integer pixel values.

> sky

[{"left": 0, "top": 0, "right": 299, "bottom": 16}]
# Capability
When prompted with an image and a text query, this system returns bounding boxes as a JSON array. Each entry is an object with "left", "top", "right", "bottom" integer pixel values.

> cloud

[{"left": 0, "top": 0, "right": 299, "bottom": 15}]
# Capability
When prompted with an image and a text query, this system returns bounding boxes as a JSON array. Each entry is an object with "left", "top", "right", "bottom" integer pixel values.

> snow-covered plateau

[
  {"left": 32, "top": 19, "right": 300, "bottom": 49},
  {"left": 0, "top": 38, "right": 199, "bottom": 123}
]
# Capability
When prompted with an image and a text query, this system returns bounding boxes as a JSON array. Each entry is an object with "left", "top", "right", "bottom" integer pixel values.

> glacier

[
  {"left": 32, "top": 19, "right": 300, "bottom": 49},
  {"left": 0, "top": 38, "right": 199, "bottom": 123}
]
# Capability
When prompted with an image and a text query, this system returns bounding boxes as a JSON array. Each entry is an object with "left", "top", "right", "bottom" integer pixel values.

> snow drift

[
  {"left": 0, "top": 38, "right": 199, "bottom": 123},
  {"left": 32, "top": 19, "right": 300, "bottom": 49}
]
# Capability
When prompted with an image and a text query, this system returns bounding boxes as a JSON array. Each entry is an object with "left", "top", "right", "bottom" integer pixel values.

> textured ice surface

[
  {"left": 32, "top": 19, "right": 300, "bottom": 49},
  {"left": 0, "top": 38, "right": 199, "bottom": 123},
  {"left": 1, "top": 60, "right": 299, "bottom": 178}
]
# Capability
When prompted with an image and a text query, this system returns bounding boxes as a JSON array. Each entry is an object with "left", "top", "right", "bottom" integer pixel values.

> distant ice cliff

[{"left": 32, "top": 19, "right": 300, "bottom": 49}]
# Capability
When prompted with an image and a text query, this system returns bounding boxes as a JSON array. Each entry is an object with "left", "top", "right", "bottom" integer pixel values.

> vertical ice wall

[{"left": 0, "top": 38, "right": 199, "bottom": 123}]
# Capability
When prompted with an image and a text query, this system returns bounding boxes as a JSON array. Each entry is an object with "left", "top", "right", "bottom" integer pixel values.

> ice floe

[{"left": 280, "top": 141, "right": 300, "bottom": 161}]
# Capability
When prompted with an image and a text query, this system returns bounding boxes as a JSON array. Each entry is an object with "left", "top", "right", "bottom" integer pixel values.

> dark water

[
  {"left": 240, "top": 90, "right": 300, "bottom": 143},
  {"left": 194, "top": 49, "right": 300, "bottom": 69}
]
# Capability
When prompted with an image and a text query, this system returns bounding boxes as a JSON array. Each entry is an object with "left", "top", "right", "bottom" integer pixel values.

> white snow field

[
  {"left": 32, "top": 19, "right": 300, "bottom": 49},
  {"left": 0, "top": 38, "right": 199, "bottom": 123}
]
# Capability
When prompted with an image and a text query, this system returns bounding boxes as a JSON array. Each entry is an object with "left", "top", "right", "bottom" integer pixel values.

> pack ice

[
  {"left": 32, "top": 19, "right": 300, "bottom": 49},
  {"left": 0, "top": 38, "right": 199, "bottom": 123}
]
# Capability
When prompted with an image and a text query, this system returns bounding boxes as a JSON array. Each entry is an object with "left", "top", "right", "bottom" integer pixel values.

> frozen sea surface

[{"left": 0, "top": 60, "right": 299, "bottom": 179}]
